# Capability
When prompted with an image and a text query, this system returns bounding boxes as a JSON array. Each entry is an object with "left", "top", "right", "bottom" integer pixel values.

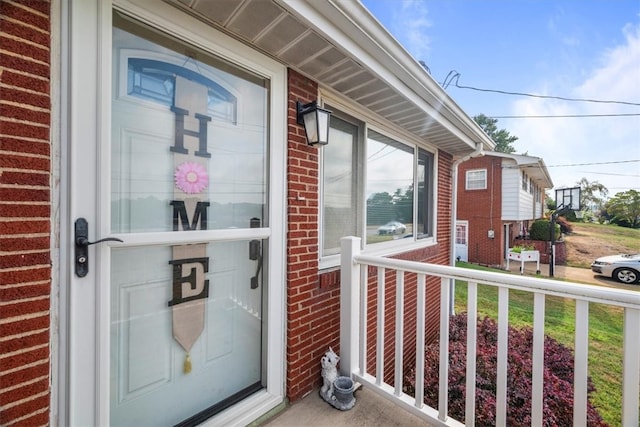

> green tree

[
  {"left": 577, "top": 178, "right": 608, "bottom": 212},
  {"left": 473, "top": 114, "right": 518, "bottom": 153},
  {"left": 545, "top": 193, "right": 556, "bottom": 211},
  {"left": 604, "top": 190, "right": 640, "bottom": 228},
  {"left": 394, "top": 185, "right": 413, "bottom": 223},
  {"left": 367, "top": 192, "right": 394, "bottom": 225}
]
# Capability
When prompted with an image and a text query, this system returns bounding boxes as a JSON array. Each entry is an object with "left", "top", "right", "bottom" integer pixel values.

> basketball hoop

[{"left": 550, "top": 187, "right": 582, "bottom": 277}]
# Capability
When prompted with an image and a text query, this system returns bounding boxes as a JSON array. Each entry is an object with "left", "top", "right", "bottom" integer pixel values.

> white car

[
  {"left": 377, "top": 221, "right": 406, "bottom": 235},
  {"left": 591, "top": 254, "right": 640, "bottom": 284}
]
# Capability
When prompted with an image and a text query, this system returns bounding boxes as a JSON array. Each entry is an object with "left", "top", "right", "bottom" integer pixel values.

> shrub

[
  {"left": 404, "top": 314, "right": 607, "bottom": 426},
  {"left": 529, "top": 219, "right": 561, "bottom": 241},
  {"left": 556, "top": 215, "right": 573, "bottom": 234}
]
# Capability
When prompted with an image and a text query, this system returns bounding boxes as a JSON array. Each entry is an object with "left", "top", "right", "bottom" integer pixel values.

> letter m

[{"left": 170, "top": 200, "right": 210, "bottom": 231}]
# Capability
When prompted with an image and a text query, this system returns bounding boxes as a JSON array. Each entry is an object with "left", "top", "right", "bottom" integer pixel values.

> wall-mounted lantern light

[{"left": 296, "top": 101, "right": 331, "bottom": 146}]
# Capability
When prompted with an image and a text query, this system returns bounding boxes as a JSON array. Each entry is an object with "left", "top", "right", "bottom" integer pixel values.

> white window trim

[
  {"left": 465, "top": 168, "right": 487, "bottom": 190},
  {"left": 318, "top": 90, "right": 439, "bottom": 269}
]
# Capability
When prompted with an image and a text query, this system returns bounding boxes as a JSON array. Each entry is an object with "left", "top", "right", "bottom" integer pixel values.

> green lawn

[{"left": 454, "top": 262, "right": 625, "bottom": 426}]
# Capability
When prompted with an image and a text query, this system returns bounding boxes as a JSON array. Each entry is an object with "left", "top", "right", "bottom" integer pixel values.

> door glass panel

[
  {"left": 112, "top": 14, "right": 268, "bottom": 233},
  {"left": 110, "top": 13, "right": 268, "bottom": 425},
  {"left": 110, "top": 242, "right": 264, "bottom": 426}
]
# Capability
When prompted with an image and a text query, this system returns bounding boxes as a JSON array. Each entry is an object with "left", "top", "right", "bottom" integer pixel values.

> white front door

[
  {"left": 66, "top": 1, "right": 285, "bottom": 425},
  {"left": 455, "top": 221, "right": 468, "bottom": 262}
]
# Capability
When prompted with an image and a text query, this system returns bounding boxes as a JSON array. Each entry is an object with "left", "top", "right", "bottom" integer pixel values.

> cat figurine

[{"left": 320, "top": 346, "right": 339, "bottom": 401}]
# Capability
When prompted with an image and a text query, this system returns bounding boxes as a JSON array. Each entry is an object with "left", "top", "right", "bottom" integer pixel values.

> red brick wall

[
  {"left": 286, "top": 69, "right": 453, "bottom": 402},
  {"left": 286, "top": 70, "right": 333, "bottom": 401},
  {"left": 457, "top": 156, "right": 504, "bottom": 267},
  {"left": 0, "top": 1, "right": 52, "bottom": 426}
]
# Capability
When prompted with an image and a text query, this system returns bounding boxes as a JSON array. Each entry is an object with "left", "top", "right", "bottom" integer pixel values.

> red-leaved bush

[{"left": 403, "top": 314, "right": 607, "bottom": 426}]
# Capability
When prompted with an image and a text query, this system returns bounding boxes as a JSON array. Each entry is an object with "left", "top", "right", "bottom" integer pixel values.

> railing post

[
  {"left": 622, "top": 307, "right": 640, "bottom": 426},
  {"left": 340, "top": 236, "right": 361, "bottom": 377}
]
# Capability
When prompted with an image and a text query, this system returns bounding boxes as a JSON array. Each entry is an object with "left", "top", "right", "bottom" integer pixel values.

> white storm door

[
  {"left": 67, "top": 2, "right": 285, "bottom": 425},
  {"left": 455, "top": 221, "right": 468, "bottom": 262}
]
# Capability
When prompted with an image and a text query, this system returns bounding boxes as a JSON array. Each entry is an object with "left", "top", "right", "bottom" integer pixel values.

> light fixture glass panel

[
  {"left": 317, "top": 109, "right": 330, "bottom": 144},
  {"left": 303, "top": 112, "right": 318, "bottom": 143}
]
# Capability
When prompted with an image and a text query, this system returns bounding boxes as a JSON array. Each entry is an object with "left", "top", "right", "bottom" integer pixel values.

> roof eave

[{"left": 278, "top": 0, "right": 495, "bottom": 156}]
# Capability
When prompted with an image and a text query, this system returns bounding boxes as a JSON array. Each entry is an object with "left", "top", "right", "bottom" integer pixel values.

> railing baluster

[
  {"left": 341, "top": 237, "right": 640, "bottom": 427},
  {"left": 574, "top": 300, "right": 589, "bottom": 426},
  {"left": 531, "top": 292, "right": 546, "bottom": 427},
  {"left": 465, "top": 281, "right": 478, "bottom": 426},
  {"left": 394, "top": 270, "right": 404, "bottom": 396},
  {"left": 496, "top": 287, "right": 509, "bottom": 427},
  {"left": 622, "top": 307, "right": 640, "bottom": 426},
  {"left": 415, "top": 273, "right": 426, "bottom": 410},
  {"left": 439, "top": 277, "right": 450, "bottom": 422},
  {"left": 360, "top": 265, "right": 368, "bottom": 374},
  {"left": 376, "top": 267, "right": 386, "bottom": 386}
]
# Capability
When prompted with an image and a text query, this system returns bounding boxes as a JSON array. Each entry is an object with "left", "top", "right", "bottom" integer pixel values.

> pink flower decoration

[{"left": 175, "top": 162, "right": 209, "bottom": 194}]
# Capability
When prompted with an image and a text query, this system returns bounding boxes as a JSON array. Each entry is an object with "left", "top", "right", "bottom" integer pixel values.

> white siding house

[{"left": 500, "top": 153, "right": 553, "bottom": 223}]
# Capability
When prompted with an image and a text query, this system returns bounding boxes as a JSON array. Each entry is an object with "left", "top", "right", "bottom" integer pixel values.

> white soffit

[{"left": 166, "top": 0, "right": 495, "bottom": 157}]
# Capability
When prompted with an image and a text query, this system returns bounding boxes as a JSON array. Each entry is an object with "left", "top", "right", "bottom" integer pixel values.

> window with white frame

[
  {"left": 465, "top": 169, "right": 487, "bottom": 190},
  {"left": 322, "top": 116, "right": 360, "bottom": 256},
  {"left": 522, "top": 171, "right": 528, "bottom": 191},
  {"left": 321, "top": 110, "right": 435, "bottom": 258}
]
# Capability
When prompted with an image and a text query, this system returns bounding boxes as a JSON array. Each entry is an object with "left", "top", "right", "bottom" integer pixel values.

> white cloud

[
  {"left": 389, "top": 0, "right": 432, "bottom": 61},
  {"left": 508, "top": 22, "right": 640, "bottom": 195}
]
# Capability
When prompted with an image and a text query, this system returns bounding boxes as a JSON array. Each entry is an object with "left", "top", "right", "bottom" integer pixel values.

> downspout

[{"left": 449, "top": 142, "right": 485, "bottom": 316}]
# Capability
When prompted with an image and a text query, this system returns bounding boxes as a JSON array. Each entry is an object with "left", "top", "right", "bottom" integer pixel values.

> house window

[
  {"left": 366, "top": 130, "right": 414, "bottom": 244},
  {"left": 466, "top": 169, "right": 487, "bottom": 190},
  {"left": 322, "top": 116, "right": 360, "bottom": 256},
  {"left": 522, "top": 171, "right": 528, "bottom": 191},
  {"left": 529, "top": 178, "right": 535, "bottom": 194},
  {"left": 417, "top": 148, "right": 434, "bottom": 237},
  {"left": 321, "top": 111, "right": 435, "bottom": 258}
]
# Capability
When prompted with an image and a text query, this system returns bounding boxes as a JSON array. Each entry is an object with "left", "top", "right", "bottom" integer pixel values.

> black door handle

[
  {"left": 74, "top": 218, "right": 123, "bottom": 277},
  {"left": 249, "top": 217, "right": 262, "bottom": 289}
]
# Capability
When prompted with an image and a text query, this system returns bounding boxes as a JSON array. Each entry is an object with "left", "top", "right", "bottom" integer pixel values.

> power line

[
  {"left": 491, "top": 113, "right": 640, "bottom": 118},
  {"left": 441, "top": 71, "right": 640, "bottom": 106},
  {"left": 546, "top": 159, "right": 640, "bottom": 167},
  {"left": 576, "top": 171, "right": 640, "bottom": 178}
]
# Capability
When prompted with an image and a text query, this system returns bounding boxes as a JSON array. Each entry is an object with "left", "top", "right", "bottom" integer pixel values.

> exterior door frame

[
  {"left": 454, "top": 220, "right": 468, "bottom": 262},
  {"left": 503, "top": 223, "right": 511, "bottom": 261},
  {"left": 61, "top": 0, "right": 286, "bottom": 425}
]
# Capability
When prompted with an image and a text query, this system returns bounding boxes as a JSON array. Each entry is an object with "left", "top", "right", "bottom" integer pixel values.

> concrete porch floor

[{"left": 260, "top": 386, "right": 433, "bottom": 427}]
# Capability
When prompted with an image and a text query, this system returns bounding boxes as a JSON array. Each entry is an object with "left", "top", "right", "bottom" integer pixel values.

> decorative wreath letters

[{"left": 168, "top": 76, "right": 212, "bottom": 374}]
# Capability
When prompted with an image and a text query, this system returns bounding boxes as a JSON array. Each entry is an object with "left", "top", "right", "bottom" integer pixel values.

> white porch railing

[{"left": 339, "top": 237, "right": 640, "bottom": 427}]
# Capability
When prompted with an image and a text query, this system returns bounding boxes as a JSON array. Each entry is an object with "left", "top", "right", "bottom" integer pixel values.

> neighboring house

[
  {"left": 0, "top": 1, "right": 494, "bottom": 426},
  {"left": 455, "top": 153, "right": 553, "bottom": 267}
]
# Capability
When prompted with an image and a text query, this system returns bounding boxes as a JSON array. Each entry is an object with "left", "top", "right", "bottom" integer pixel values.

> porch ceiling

[{"left": 166, "top": 0, "right": 495, "bottom": 158}]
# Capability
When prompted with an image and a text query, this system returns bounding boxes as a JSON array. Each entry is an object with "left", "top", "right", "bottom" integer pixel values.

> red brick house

[
  {"left": 0, "top": 1, "right": 494, "bottom": 425},
  {"left": 455, "top": 152, "right": 553, "bottom": 268}
]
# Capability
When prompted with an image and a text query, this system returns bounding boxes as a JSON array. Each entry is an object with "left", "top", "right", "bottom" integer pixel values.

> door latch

[
  {"left": 74, "top": 218, "right": 123, "bottom": 277},
  {"left": 249, "top": 217, "right": 262, "bottom": 289}
]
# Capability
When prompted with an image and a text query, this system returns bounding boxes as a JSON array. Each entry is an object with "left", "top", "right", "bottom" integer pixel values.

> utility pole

[{"left": 549, "top": 205, "right": 570, "bottom": 277}]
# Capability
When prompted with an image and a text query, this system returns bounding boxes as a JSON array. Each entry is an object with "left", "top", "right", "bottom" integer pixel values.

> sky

[{"left": 361, "top": 0, "right": 640, "bottom": 199}]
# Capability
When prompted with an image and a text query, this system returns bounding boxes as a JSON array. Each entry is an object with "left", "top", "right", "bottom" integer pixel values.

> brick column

[
  {"left": 286, "top": 70, "right": 342, "bottom": 401},
  {"left": 0, "top": 1, "right": 52, "bottom": 425}
]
